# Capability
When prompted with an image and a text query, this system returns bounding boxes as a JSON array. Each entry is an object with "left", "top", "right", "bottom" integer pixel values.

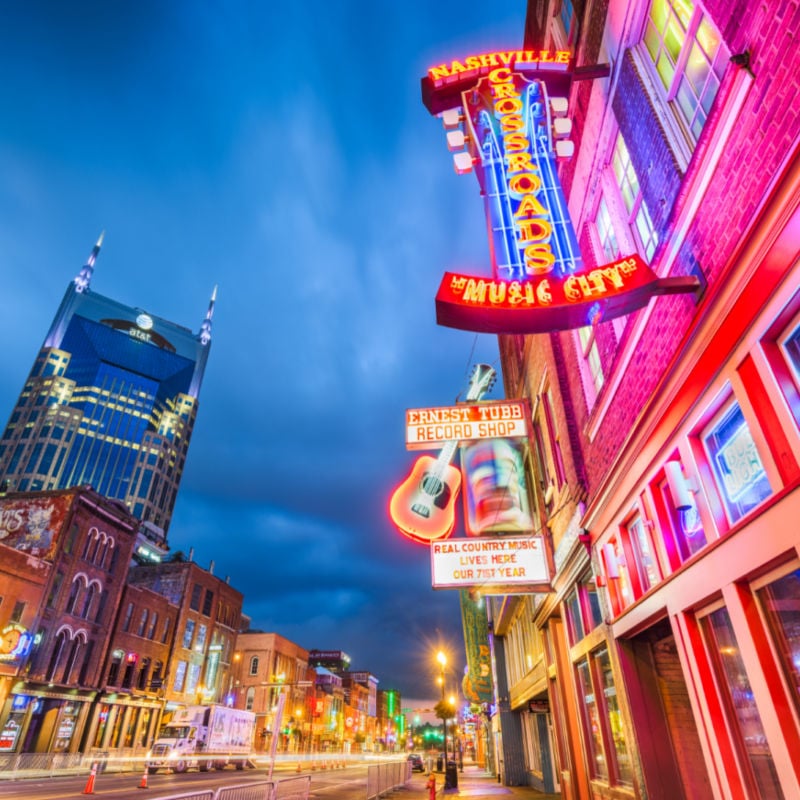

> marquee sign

[
  {"left": 431, "top": 535, "right": 549, "bottom": 591},
  {"left": 405, "top": 399, "right": 529, "bottom": 449},
  {"left": 421, "top": 51, "right": 700, "bottom": 334}
]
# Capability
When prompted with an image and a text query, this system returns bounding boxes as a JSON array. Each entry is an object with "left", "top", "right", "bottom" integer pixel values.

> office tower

[{"left": 0, "top": 235, "right": 215, "bottom": 544}]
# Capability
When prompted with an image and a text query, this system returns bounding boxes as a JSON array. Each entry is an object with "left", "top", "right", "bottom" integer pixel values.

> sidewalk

[{"left": 394, "top": 763, "right": 561, "bottom": 800}]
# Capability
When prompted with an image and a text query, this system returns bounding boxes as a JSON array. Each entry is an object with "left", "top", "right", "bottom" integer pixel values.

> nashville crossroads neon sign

[{"left": 421, "top": 51, "right": 700, "bottom": 334}]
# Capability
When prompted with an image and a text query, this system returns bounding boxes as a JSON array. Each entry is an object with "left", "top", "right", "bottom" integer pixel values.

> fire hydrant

[{"left": 427, "top": 773, "right": 437, "bottom": 800}]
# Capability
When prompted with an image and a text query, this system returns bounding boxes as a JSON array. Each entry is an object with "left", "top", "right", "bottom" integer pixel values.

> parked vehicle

[
  {"left": 407, "top": 753, "right": 425, "bottom": 772},
  {"left": 147, "top": 704, "right": 255, "bottom": 774}
]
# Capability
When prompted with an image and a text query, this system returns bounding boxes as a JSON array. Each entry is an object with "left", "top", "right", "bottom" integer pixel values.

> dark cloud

[{"left": 0, "top": 1, "right": 525, "bottom": 701}]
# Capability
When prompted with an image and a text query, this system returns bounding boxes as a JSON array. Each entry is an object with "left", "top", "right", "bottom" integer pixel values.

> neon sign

[{"left": 421, "top": 51, "right": 700, "bottom": 333}]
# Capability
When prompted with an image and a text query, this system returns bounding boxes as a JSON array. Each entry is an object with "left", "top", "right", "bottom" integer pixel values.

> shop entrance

[{"left": 619, "top": 618, "right": 711, "bottom": 800}]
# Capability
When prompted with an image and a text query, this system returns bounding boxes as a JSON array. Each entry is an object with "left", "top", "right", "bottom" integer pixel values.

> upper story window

[
  {"left": 557, "top": 0, "right": 577, "bottom": 48},
  {"left": 642, "top": 0, "right": 728, "bottom": 142},
  {"left": 595, "top": 197, "right": 622, "bottom": 263},
  {"left": 249, "top": 655, "right": 259, "bottom": 676},
  {"left": 612, "top": 132, "right": 659, "bottom": 261},
  {"left": 702, "top": 399, "right": 772, "bottom": 524},
  {"left": 626, "top": 512, "right": 661, "bottom": 592},
  {"left": 577, "top": 326, "right": 605, "bottom": 404}
]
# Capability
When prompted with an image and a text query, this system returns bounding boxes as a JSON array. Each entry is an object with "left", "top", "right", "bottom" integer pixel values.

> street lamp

[{"left": 436, "top": 651, "right": 449, "bottom": 766}]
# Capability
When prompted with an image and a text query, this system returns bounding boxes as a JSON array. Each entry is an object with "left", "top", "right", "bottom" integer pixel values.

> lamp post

[{"left": 436, "top": 651, "right": 447, "bottom": 765}]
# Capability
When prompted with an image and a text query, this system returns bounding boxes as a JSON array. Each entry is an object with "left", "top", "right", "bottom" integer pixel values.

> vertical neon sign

[{"left": 421, "top": 51, "right": 700, "bottom": 334}]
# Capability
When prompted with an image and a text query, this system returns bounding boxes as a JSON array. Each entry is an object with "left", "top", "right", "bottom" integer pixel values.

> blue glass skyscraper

[{"left": 0, "top": 235, "right": 214, "bottom": 543}]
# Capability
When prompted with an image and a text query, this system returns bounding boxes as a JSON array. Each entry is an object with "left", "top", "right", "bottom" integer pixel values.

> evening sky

[{"left": 0, "top": 1, "right": 528, "bottom": 708}]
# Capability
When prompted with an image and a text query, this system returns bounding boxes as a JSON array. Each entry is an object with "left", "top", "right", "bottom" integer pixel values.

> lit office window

[{"left": 643, "top": 0, "right": 728, "bottom": 141}]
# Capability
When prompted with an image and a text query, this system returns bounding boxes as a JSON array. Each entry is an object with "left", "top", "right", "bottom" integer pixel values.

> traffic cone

[
  {"left": 82, "top": 762, "right": 98, "bottom": 795},
  {"left": 296, "top": 761, "right": 302, "bottom": 773},
  {"left": 138, "top": 763, "right": 149, "bottom": 789}
]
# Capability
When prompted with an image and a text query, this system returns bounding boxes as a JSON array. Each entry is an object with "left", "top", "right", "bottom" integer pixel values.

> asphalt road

[{"left": 0, "top": 761, "right": 373, "bottom": 800}]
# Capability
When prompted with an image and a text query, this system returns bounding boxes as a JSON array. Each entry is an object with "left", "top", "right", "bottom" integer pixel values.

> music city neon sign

[{"left": 421, "top": 51, "right": 699, "bottom": 333}]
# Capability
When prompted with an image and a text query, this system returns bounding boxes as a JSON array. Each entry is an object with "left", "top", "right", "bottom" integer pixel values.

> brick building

[
  {"left": 0, "top": 488, "right": 138, "bottom": 754},
  {"left": 468, "top": 0, "right": 800, "bottom": 796}
]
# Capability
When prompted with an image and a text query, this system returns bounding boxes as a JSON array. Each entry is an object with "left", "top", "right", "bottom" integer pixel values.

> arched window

[
  {"left": 82, "top": 527, "right": 100, "bottom": 562},
  {"left": 249, "top": 656, "right": 259, "bottom": 676},
  {"left": 65, "top": 576, "right": 85, "bottom": 615},
  {"left": 80, "top": 581, "right": 100, "bottom": 619},
  {"left": 62, "top": 632, "right": 86, "bottom": 684},
  {"left": 245, "top": 687, "right": 255, "bottom": 711},
  {"left": 94, "top": 532, "right": 109, "bottom": 568},
  {"left": 46, "top": 629, "right": 70, "bottom": 681}
]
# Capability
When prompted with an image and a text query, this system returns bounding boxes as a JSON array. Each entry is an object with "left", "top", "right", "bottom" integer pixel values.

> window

[
  {"left": 565, "top": 572, "right": 603, "bottom": 645},
  {"left": 626, "top": 513, "right": 661, "bottom": 591},
  {"left": 161, "top": 616, "right": 172, "bottom": 644},
  {"left": 182, "top": 619, "right": 195, "bottom": 649},
  {"left": 173, "top": 660, "right": 187, "bottom": 693},
  {"left": 202, "top": 589, "right": 214, "bottom": 617},
  {"left": 195, "top": 624, "right": 207, "bottom": 651},
  {"left": 577, "top": 326, "right": 604, "bottom": 402},
  {"left": 702, "top": 400, "right": 772, "bottom": 523},
  {"left": 612, "top": 132, "right": 659, "bottom": 260},
  {"left": 702, "top": 606, "right": 784, "bottom": 797},
  {"left": 137, "top": 609, "right": 148, "bottom": 637},
  {"left": 603, "top": 538, "right": 635, "bottom": 615},
  {"left": 121, "top": 602, "right": 134, "bottom": 633},
  {"left": 757, "top": 567, "right": 800, "bottom": 716},
  {"left": 658, "top": 468, "right": 707, "bottom": 562},
  {"left": 11, "top": 600, "right": 25, "bottom": 624},
  {"left": 642, "top": 0, "right": 728, "bottom": 141},
  {"left": 190, "top": 583, "right": 202, "bottom": 611},
  {"left": 576, "top": 649, "right": 633, "bottom": 786},
  {"left": 249, "top": 655, "right": 259, "bottom": 676},
  {"left": 245, "top": 687, "right": 255, "bottom": 711},
  {"left": 594, "top": 197, "right": 621, "bottom": 263},
  {"left": 185, "top": 662, "right": 201, "bottom": 695}
]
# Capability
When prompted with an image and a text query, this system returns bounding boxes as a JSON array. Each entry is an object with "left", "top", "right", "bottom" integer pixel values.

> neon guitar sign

[{"left": 389, "top": 364, "right": 496, "bottom": 544}]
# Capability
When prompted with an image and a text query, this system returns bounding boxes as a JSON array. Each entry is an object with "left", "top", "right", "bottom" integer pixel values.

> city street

[{"left": 0, "top": 760, "right": 371, "bottom": 800}]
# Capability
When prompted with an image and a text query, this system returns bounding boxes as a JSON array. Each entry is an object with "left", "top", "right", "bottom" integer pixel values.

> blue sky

[{"left": 0, "top": 2, "right": 528, "bottom": 703}]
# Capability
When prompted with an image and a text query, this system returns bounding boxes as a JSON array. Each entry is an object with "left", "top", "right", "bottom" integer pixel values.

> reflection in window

[
  {"left": 660, "top": 475, "right": 707, "bottom": 560},
  {"left": 612, "top": 133, "right": 659, "bottom": 261},
  {"left": 628, "top": 515, "right": 660, "bottom": 590},
  {"left": 643, "top": 0, "right": 728, "bottom": 140},
  {"left": 703, "top": 402, "right": 772, "bottom": 522},
  {"left": 576, "top": 659, "right": 607, "bottom": 780},
  {"left": 758, "top": 569, "right": 800, "bottom": 714},
  {"left": 704, "top": 607, "right": 784, "bottom": 798},
  {"left": 597, "top": 649, "right": 633, "bottom": 785}
]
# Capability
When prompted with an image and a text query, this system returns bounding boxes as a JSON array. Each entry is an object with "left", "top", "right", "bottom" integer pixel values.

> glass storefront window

[
  {"left": 703, "top": 401, "right": 772, "bottom": 523},
  {"left": 576, "top": 659, "right": 608, "bottom": 780},
  {"left": 704, "top": 607, "right": 784, "bottom": 798},
  {"left": 596, "top": 649, "right": 633, "bottom": 786},
  {"left": 758, "top": 568, "right": 800, "bottom": 714}
]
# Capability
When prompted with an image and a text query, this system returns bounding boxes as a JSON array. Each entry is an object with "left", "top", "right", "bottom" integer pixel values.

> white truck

[{"left": 147, "top": 704, "right": 256, "bottom": 774}]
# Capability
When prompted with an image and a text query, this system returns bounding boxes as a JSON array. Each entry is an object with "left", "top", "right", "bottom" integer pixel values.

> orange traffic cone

[
  {"left": 82, "top": 762, "right": 98, "bottom": 795},
  {"left": 138, "top": 764, "right": 149, "bottom": 789},
  {"left": 296, "top": 761, "right": 302, "bottom": 773}
]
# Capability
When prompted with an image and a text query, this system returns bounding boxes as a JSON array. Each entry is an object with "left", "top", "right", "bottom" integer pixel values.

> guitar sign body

[{"left": 390, "top": 364, "right": 496, "bottom": 544}]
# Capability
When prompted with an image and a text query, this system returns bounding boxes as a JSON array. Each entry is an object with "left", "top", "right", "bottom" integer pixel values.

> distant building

[
  {"left": 0, "top": 235, "right": 216, "bottom": 547},
  {"left": 127, "top": 560, "right": 244, "bottom": 717},
  {"left": 0, "top": 487, "right": 138, "bottom": 754},
  {"left": 232, "top": 631, "right": 311, "bottom": 753},
  {"left": 308, "top": 649, "right": 351, "bottom": 674}
]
